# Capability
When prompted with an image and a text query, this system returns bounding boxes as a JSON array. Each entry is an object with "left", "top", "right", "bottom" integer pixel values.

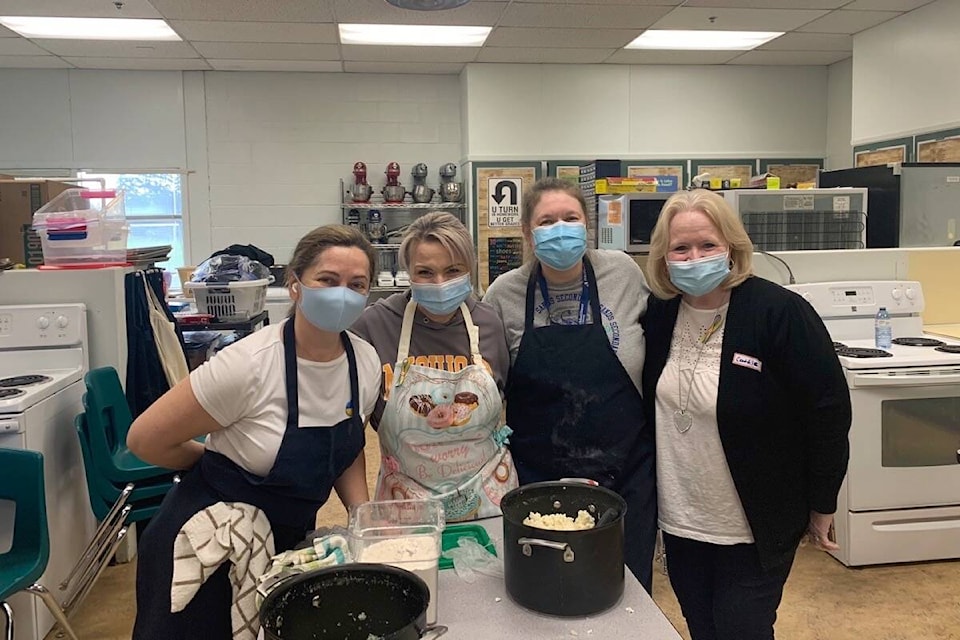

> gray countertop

[{"left": 436, "top": 517, "right": 682, "bottom": 639}]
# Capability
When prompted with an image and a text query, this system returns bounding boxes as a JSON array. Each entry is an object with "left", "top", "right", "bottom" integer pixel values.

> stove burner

[
  {"left": 0, "top": 388, "right": 25, "bottom": 399},
  {"left": 833, "top": 342, "right": 848, "bottom": 351},
  {"left": 0, "top": 375, "right": 52, "bottom": 388},
  {"left": 836, "top": 347, "right": 894, "bottom": 359},
  {"left": 934, "top": 345, "right": 960, "bottom": 354},
  {"left": 892, "top": 337, "right": 946, "bottom": 347}
]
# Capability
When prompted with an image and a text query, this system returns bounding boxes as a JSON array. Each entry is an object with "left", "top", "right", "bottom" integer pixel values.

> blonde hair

[
  {"left": 646, "top": 189, "right": 754, "bottom": 300},
  {"left": 399, "top": 211, "right": 476, "bottom": 276}
]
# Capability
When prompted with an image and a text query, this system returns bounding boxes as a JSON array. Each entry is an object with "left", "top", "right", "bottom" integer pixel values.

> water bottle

[{"left": 875, "top": 306, "right": 892, "bottom": 349}]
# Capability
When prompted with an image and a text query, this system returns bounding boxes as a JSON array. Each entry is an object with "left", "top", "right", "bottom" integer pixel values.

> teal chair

[
  {"left": 82, "top": 367, "right": 174, "bottom": 483},
  {"left": 0, "top": 449, "right": 80, "bottom": 640}
]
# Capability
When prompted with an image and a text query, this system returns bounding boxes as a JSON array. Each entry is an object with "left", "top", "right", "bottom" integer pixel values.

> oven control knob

[
  {"left": 57, "top": 315, "right": 69, "bottom": 328},
  {"left": 36, "top": 316, "right": 50, "bottom": 330},
  {"left": 891, "top": 288, "right": 903, "bottom": 301},
  {"left": 905, "top": 287, "right": 917, "bottom": 300}
]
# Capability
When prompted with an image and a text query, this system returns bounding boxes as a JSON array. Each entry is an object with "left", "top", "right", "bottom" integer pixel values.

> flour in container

[
  {"left": 524, "top": 510, "right": 596, "bottom": 531},
  {"left": 357, "top": 536, "right": 439, "bottom": 624}
]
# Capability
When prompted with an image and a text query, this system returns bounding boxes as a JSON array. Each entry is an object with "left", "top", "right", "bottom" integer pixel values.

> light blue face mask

[
  {"left": 411, "top": 273, "right": 473, "bottom": 316},
  {"left": 531, "top": 221, "right": 587, "bottom": 271},
  {"left": 667, "top": 253, "right": 731, "bottom": 297},
  {"left": 296, "top": 279, "right": 368, "bottom": 333}
]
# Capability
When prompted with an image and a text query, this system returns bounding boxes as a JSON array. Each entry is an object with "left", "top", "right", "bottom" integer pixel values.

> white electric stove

[
  {"left": 0, "top": 304, "right": 97, "bottom": 640},
  {"left": 788, "top": 281, "right": 960, "bottom": 567}
]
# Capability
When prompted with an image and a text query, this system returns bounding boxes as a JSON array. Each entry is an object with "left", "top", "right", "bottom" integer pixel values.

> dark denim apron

[
  {"left": 133, "top": 319, "right": 365, "bottom": 639},
  {"left": 503, "top": 257, "right": 657, "bottom": 591}
]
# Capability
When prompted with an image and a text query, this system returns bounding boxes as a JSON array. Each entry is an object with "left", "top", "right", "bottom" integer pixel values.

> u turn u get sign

[{"left": 488, "top": 178, "right": 522, "bottom": 227}]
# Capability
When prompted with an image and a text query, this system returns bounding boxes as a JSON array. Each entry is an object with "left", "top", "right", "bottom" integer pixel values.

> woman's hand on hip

[{"left": 806, "top": 510, "right": 838, "bottom": 552}]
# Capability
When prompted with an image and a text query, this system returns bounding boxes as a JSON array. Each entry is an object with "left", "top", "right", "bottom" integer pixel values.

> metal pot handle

[
  {"left": 518, "top": 537, "right": 575, "bottom": 563},
  {"left": 421, "top": 624, "right": 449, "bottom": 639}
]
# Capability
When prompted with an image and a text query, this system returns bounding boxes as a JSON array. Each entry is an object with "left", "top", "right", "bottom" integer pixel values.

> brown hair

[
  {"left": 399, "top": 211, "right": 476, "bottom": 276},
  {"left": 521, "top": 176, "right": 589, "bottom": 233},
  {"left": 285, "top": 224, "right": 376, "bottom": 287},
  {"left": 646, "top": 189, "right": 754, "bottom": 300}
]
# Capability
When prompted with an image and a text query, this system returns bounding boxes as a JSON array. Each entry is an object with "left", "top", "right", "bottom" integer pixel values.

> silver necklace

[{"left": 674, "top": 304, "right": 725, "bottom": 434}]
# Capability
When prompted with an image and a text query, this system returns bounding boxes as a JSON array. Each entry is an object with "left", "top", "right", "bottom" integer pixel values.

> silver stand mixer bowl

[
  {"left": 439, "top": 182, "right": 462, "bottom": 202},
  {"left": 411, "top": 184, "right": 435, "bottom": 203}
]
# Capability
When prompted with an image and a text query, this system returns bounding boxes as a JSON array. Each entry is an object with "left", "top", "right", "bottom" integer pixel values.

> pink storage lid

[{"left": 79, "top": 189, "right": 117, "bottom": 199}]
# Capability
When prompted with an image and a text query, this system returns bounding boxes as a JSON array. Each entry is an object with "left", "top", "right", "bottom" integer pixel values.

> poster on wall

[
  {"left": 691, "top": 160, "right": 756, "bottom": 184},
  {"left": 473, "top": 162, "right": 542, "bottom": 291},
  {"left": 916, "top": 128, "right": 960, "bottom": 163},
  {"left": 624, "top": 161, "right": 687, "bottom": 189},
  {"left": 760, "top": 159, "right": 823, "bottom": 187},
  {"left": 853, "top": 137, "right": 913, "bottom": 168}
]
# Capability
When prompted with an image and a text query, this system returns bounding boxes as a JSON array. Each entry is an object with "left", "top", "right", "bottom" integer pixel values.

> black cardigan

[{"left": 641, "top": 276, "right": 851, "bottom": 569}]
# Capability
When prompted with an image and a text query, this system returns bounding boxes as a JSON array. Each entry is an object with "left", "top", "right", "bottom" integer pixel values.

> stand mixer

[
  {"left": 350, "top": 161, "right": 373, "bottom": 203},
  {"left": 382, "top": 162, "right": 405, "bottom": 203},
  {"left": 410, "top": 163, "right": 435, "bottom": 203},
  {"left": 439, "top": 163, "right": 462, "bottom": 202}
]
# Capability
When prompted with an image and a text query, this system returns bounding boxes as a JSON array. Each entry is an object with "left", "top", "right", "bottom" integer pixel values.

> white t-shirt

[
  {"left": 191, "top": 321, "right": 382, "bottom": 477},
  {"left": 655, "top": 301, "right": 754, "bottom": 545}
]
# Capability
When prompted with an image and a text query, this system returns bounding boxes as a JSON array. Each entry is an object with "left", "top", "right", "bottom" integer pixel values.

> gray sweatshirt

[
  {"left": 350, "top": 291, "right": 511, "bottom": 428},
  {"left": 482, "top": 249, "right": 649, "bottom": 392}
]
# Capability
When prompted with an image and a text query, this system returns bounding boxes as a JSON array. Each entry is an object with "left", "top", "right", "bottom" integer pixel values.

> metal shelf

[
  {"left": 370, "top": 243, "right": 402, "bottom": 250},
  {"left": 342, "top": 201, "right": 464, "bottom": 210}
]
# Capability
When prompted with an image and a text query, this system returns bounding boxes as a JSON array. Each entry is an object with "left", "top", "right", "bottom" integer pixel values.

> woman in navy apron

[
  {"left": 127, "top": 226, "right": 382, "bottom": 639},
  {"left": 483, "top": 177, "right": 657, "bottom": 592}
]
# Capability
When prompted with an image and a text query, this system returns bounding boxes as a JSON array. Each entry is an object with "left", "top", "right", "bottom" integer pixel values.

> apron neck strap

[
  {"left": 398, "top": 300, "right": 484, "bottom": 367},
  {"left": 525, "top": 256, "right": 599, "bottom": 329}
]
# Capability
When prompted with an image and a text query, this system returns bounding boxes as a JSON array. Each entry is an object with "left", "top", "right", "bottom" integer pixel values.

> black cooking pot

[
  {"left": 259, "top": 564, "right": 447, "bottom": 640},
  {"left": 500, "top": 481, "right": 627, "bottom": 617}
]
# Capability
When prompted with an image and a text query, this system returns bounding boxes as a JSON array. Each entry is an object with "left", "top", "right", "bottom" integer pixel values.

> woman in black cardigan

[{"left": 641, "top": 189, "right": 851, "bottom": 640}]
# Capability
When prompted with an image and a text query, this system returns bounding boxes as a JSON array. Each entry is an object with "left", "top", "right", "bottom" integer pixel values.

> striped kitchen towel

[{"left": 171, "top": 502, "right": 274, "bottom": 640}]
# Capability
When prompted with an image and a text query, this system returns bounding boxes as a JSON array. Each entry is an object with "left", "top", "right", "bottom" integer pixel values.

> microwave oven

[{"left": 597, "top": 192, "right": 674, "bottom": 253}]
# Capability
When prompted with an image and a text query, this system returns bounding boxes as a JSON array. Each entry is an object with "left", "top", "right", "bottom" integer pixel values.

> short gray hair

[{"left": 399, "top": 211, "right": 476, "bottom": 276}]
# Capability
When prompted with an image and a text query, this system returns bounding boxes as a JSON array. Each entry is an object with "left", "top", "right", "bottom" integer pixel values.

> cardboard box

[
  {"left": 0, "top": 179, "right": 77, "bottom": 264},
  {"left": 595, "top": 177, "right": 658, "bottom": 194}
]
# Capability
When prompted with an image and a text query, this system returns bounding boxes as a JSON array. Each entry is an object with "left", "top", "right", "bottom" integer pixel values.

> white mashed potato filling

[{"left": 523, "top": 510, "right": 596, "bottom": 531}]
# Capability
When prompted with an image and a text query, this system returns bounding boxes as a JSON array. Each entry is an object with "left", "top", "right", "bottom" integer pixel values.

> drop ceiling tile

[
  {"left": 499, "top": 3, "right": 674, "bottom": 29},
  {"left": 651, "top": 6, "right": 830, "bottom": 31},
  {"left": 208, "top": 59, "right": 343, "bottom": 72},
  {"left": 30, "top": 39, "right": 200, "bottom": 58},
  {"left": 796, "top": 9, "right": 902, "bottom": 33},
  {"left": 842, "top": 0, "right": 933, "bottom": 9},
  {"left": 728, "top": 49, "right": 852, "bottom": 64},
  {"left": 477, "top": 47, "right": 614, "bottom": 63},
  {"left": 0, "top": 0, "right": 161, "bottom": 18},
  {"left": 148, "top": 0, "right": 334, "bottom": 22},
  {"left": 192, "top": 42, "right": 341, "bottom": 60},
  {"left": 683, "top": 0, "right": 845, "bottom": 8},
  {"left": 64, "top": 56, "right": 212, "bottom": 70},
  {"left": 759, "top": 32, "right": 853, "bottom": 50},
  {"left": 170, "top": 21, "right": 337, "bottom": 44},
  {"left": 605, "top": 49, "right": 741, "bottom": 65},
  {"left": 485, "top": 27, "right": 638, "bottom": 48},
  {"left": 343, "top": 61, "right": 465, "bottom": 74},
  {"left": 334, "top": 0, "right": 507, "bottom": 26},
  {"left": 0, "top": 54, "right": 72, "bottom": 68},
  {"left": 0, "top": 38, "right": 49, "bottom": 56},
  {"left": 341, "top": 45, "right": 479, "bottom": 63}
]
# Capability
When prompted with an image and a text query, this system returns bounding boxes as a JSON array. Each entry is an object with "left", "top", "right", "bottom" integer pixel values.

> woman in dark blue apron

[
  {"left": 484, "top": 178, "right": 657, "bottom": 592},
  {"left": 128, "top": 225, "right": 380, "bottom": 639}
]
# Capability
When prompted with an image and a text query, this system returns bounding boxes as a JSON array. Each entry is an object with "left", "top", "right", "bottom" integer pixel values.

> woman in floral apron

[{"left": 352, "top": 212, "right": 517, "bottom": 520}]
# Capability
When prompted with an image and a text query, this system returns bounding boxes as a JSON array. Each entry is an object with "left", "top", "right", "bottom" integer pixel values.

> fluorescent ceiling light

[
  {"left": 0, "top": 16, "right": 181, "bottom": 41},
  {"left": 626, "top": 30, "right": 783, "bottom": 51},
  {"left": 339, "top": 23, "right": 490, "bottom": 47}
]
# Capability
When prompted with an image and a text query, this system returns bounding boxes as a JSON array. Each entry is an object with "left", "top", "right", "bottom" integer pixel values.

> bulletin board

[
  {"left": 623, "top": 160, "right": 688, "bottom": 189},
  {"left": 472, "top": 162, "right": 543, "bottom": 291},
  {"left": 691, "top": 159, "right": 757, "bottom": 183},
  {"left": 854, "top": 137, "right": 914, "bottom": 167},
  {"left": 759, "top": 158, "right": 824, "bottom": 187},
  {"left": 546, "top": 161, "right": 584, "bottom": 185},
  {"left": 916, "top": 128, "right": 960, "bottom": 163}
]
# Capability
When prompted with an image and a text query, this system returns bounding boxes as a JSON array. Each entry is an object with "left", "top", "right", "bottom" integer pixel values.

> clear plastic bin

[
  {"left": 349, "top": 499, "right": 445, "bottom": 625},
  {"left": 32, "top": 189, "right": 128, "bottom": 266}
]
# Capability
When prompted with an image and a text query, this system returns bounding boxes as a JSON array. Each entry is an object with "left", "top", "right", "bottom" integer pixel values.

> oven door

[{"left": 847, "top": 366, "right": 960, "bottom": 511}]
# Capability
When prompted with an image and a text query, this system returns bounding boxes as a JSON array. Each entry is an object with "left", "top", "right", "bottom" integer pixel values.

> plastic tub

[
  {"left": 183, "top": 277, "right": 271, "bottom": 321},
  {"left": 349, "top": 499, "right": 445, "bottom": 626},
  {"left": 32, "top": 189, "right": 128, "bottom": 267}
]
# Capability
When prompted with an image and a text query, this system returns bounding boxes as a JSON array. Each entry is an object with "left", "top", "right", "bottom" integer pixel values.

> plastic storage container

[
  {"left": 349, "top": 499, "right": 445, "bottom": 625},
  {"left": 32, "top": 189, "right": 128, "bottom": 266},
  {"left": 182, "top": 277, "right": 271, "bottom": 321}
]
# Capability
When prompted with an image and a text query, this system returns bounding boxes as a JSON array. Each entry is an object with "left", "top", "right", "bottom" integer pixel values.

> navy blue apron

[
  {"left": 504, "top": 257, "right": 657, "bottom": 592},
  {"left": 133, "top": 319, "right": 366, "bottom": 640}
]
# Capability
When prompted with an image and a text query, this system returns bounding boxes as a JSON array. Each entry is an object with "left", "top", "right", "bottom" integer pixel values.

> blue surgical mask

[
  {"left": 667, "top": 253, "right": 731, "bottom": 297},
  {"left": 296, "top": 280, "right": 368, "bottom": 333},
  {"left": 532, "top": 221, "right": 587, "bottom": 271},
  {"left": 411, "top": 273, "right": 473, "bottom": 316}
]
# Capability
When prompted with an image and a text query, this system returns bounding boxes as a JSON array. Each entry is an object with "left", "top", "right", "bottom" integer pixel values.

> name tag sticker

[{"left": 732, "top": 352, "right": 762, "bottom": 372}]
